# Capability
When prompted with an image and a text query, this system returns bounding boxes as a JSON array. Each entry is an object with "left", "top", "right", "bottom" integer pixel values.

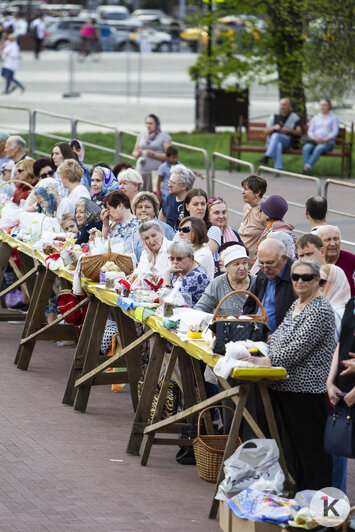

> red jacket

[{"left": 12, "top": 184, "right": 31, "bottom": 205}]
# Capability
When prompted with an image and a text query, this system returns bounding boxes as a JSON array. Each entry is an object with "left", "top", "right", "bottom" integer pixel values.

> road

[{"left": 0, "top": 50, "right": 354, "bottom": 133}]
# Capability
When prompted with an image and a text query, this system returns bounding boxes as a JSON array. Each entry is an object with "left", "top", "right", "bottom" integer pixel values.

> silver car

[{"left": 44, "top": 17, "right": 133, "bottom": 51}]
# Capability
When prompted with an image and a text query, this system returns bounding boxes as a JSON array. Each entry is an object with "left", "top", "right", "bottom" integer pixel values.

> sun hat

[
  {"left": 221, "top": 245, "right": 248, "bottom": 267},
  {"left": 260, "top": 194, "right": 288, "bottom": 220}
]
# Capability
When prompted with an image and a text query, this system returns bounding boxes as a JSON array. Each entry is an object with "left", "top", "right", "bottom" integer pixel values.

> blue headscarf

[{"left": 35, "top": 186, "right": 60, "bottom": 215}]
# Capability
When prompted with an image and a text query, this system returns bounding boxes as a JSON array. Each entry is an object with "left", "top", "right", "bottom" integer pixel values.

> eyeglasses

[
  {"left": 169, "top": 256, "right": 187, "bottom": 262},
  {"left": 208, "top": 196, "right": 225, "bottom": 205},
  {"left": 16, "top": 168, "right": 24, "bottom": 173},
  {"left": 291, "top": 273, "right": 318, "bottom": 282},
  {"left": 319, "top": 278, "right": 327, "bottom": 287},
  {"left": 178, "top": 226, "right": 191, "bottom": 234},
  {"left": 257, "top": 260, "right": 279, "bottom": 269},
  {"left": 39, "top": 170, "right": 54, "bottom": 178}
]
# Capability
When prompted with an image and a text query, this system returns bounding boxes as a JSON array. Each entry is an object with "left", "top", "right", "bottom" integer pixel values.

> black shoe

[
  {"left": 259, "top": 156, "right": 270, "bottom": 164},
  {"left": 9, "top": 301, "right": 29, "bottom": 312}
]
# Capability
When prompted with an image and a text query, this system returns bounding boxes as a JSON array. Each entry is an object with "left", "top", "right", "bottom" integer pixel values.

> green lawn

[{"left": 26, "top": 131, "right": 354, "bottom": 178}]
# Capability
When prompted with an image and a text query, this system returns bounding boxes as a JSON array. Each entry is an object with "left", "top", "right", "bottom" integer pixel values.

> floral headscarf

[
  {"left": 75, "top": 198, "right": 101, "bottom": 230},
  {"left": 92, "top": 166, "right": 119, "bottom": 200}
]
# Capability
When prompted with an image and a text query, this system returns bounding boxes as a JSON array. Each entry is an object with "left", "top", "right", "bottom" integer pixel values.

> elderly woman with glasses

[
  {"left": 163, "top": 240, "right": 210, "bottom": 306},
  {"left": 136, "top": 219, "right": 172, "bottom": 276},
  {"left": 240, "top": 258, "right": 336, "bottom": 491}
]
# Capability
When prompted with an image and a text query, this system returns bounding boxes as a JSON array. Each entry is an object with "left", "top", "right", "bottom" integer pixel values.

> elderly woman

[
  {"left": 241, "top": 258, "right": 336, "bottom": 491},
  {"left": 131, "top": 191, "right": 175, "bottom": 240},
  {"left": 136, "top": 219, "right": 171, "bottom": 276},
  {"left": 11, "top": 158, "right": 37, "bottom": 205},
  {"left": 178, "top": 216, "right": 215, "bottom": 280},
  {"left": 57, "top": 159, "right": 90, "bottom": 205},
  {"left": 320, "top": 264, "right": 351, "bottom": 341},
  {"left": 34, "top": 184, "right": 68, "bottom": 224},
  {"left": 159, "top": 164, "right": 195, "bottom": 231},
  {"left": 303, "top": 99, "right": 339, "bottom": 174},
  {"left": 91, "top": 166, "right": 119, "bottom": 207},
  {"left": 196, "top": 244, "right": 256, "bottom": 315},
  {"left": 238, "top": 174, "right": 268, "bottom": 259},
  {"left": 116, "top": 168, "right": 143, "bottom": 204},
  {"left": 132, "top": 113, "right": 172, "bottom": 191},
  {"left": 101, "top": 190, "right": 143, "bottom": 262},
  {"left": 163, "top": 240, "right": 210, "bottom": 307},
  {"left": 75, "top": 198, "right": 102, "bottom": 245}
]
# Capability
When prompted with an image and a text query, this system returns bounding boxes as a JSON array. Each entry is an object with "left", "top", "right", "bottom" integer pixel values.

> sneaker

[
  {"left": 9, "top": 301, "right": 29, "bottom": 312},
  {"left": 259, "top": 155, "right": 270, "bottom": 164}
]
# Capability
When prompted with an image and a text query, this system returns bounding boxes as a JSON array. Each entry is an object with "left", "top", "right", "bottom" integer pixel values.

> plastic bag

[
  {"left": 216, "top": 439, "right": 285, "bottom": 501},
  {"left": 0, "top": 202, "right": 21, "bottom": 230}
]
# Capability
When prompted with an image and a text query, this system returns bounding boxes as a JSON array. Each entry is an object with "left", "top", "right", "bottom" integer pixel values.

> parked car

[
  {"left": 131, "top": 9, "right": 173, "bottom": 28},
  {"left": 111, "top": 19, "right": 171, "bottom": 52},
  {"left": 44, "top": 17, "right": 131, "bottom": 51},
  {"left": 97, "top": 5, "right": 130, "bottom": 21}
]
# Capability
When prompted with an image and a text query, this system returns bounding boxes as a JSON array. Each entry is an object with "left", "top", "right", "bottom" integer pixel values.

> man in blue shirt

[{"left": 244, "top": 239, "right": 294, "bottom": 331}]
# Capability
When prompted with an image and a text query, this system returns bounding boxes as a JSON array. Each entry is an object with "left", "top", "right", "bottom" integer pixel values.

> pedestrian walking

[
  {"left": 30, "top": 13, "right": 46, "bottom": 59},
  {"left": 1, "top": 33, "right": 25, "bottom": 94}
]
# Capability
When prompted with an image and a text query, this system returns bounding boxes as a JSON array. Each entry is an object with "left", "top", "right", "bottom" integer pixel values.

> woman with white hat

[{"left": 195, "top": 244, "right": 256, "bottom": 315}]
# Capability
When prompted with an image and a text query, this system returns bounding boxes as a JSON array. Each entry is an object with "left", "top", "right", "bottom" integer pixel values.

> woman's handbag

[
  {"left": 208, "top": 290, "right": 269, "bottom": 355},
  {"left": 324, "top": 399, "right": 354, "bottom": 458}
]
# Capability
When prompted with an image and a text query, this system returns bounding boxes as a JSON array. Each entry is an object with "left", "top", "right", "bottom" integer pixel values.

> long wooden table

[{"left": 0, "top": 232, "right": 293, "bottom": 520}]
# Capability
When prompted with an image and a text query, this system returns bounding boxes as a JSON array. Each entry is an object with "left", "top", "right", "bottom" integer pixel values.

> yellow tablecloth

[{"left": 0, "top": 232, "right": 287, "bottom": 382}]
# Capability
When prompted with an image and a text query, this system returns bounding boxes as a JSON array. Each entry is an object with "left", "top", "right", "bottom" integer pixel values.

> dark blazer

[{"left": 243, "top": 258, "right": 295, "bottom": 328}]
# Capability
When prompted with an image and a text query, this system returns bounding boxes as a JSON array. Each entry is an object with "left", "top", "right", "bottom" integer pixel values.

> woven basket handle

[
  {"left": 107, "top": 236, "right": 111, "bottom": 254},
  {"left": 212, "top": 289, "right": 267, "bottom": 323},
  {"left": 197, "top": 405, "right": 234, "bottom": 439}
]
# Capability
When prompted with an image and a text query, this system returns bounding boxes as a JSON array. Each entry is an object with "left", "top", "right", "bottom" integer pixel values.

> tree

[{"left": 189, "top": 0, "right": 355, "bottom": 120}]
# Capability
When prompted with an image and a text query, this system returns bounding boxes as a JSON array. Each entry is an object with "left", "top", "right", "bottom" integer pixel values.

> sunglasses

[
  {"left": 208, "top": 196, "right": 225, "bottom": 205},
  {"left": 39, "top": 170, "right": 54, "bottom": 178},
  {"left": 291, "top": 273, "right": 318, "bottom": 282},
  {"left": 319, "top": 278, "right": 327, "bottom": 287},
  {"left": 178, "top": 226, "right": 191, "bottom": 234}
]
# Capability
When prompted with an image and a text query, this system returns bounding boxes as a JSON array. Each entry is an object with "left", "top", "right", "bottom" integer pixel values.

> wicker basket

[
  {"left": 193, "top": 405, "right": 242, "bottom": 483},
  {"left": 81, "top": 238, "right": 133, "bottom": 282}
]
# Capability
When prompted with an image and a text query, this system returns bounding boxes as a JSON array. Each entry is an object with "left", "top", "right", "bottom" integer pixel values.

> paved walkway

[
  {"left": 1, "top": 317, "right": 355, "bottom": 531},
  {"left": 0, "top": 321, "right": 219, "bottom": 531}
]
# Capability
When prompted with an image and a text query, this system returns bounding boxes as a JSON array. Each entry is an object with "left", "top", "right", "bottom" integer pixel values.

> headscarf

[
  {"left": 75, "top": 198, "right": 101, "bottom": 230},
  {"left": 322, "top": 264, "right": 350, "bottom": 311},
  {"left": 267, "top": 231, "right": 296, "bottom": 261},
  {"left": 93, "top": 166, "right": 119, "bottom": 199},
  {"left": 145, "top": 114, "right": 161, "bottom": 145},
  {"left": 35, "top": 185, "right": 60, "bottom": 216}
]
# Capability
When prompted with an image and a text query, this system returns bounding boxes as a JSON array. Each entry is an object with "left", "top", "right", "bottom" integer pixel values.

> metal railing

[
  {"left": 171, "top": 140, "right": 210, "bottom": 194},
  {"left": 211, "top": 152, "right": 255, "bottom": 200},
  {"left": 73, "top": 119, "right": 121, "bottom": 165},
  {"left": 117, "top": 129, "right": 138, "bottom": 163},
  {"left": 31, "top": 110, "right": 74, "bottom": 158}
]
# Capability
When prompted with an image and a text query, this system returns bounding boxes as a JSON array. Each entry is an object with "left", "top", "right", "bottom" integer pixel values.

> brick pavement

[
  {"left": 1, "top": 320, "right": 355, "bottom": 532},
  {"left": 0, "top": 321, "right": 219, "bottom": 532}
]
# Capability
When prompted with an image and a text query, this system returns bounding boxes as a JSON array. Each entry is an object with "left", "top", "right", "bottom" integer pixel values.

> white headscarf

[{"left": 321, "top": 264, "right": 351, "bottom": 341}]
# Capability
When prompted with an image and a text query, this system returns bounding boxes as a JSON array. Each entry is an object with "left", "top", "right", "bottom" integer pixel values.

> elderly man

[
  {"left": 116, "top": 168, "right": 143, "bottom": 204},
  {"left": 305, "top": 195, "right": 327, "bottom": 232},
  {"left": 4, "top": 135, "right": 28, "bottom": 177},
  {"left": 158, "top": 163, "right": 195, "bottom": 231},
  {"left": 0, "top": 131, "right": 10, "bottom": 167},
  {"left": 296, "top": 234, "right": 325, "bottom": 265},
  {"left": 243, "top": 239, "right": 295, "bottom": 332},
  {"left": 259, "top": 98, "right": 302, "bottom": 171},
  {"left": 316, "top": 225, "right": 355, "bottom": 296}
]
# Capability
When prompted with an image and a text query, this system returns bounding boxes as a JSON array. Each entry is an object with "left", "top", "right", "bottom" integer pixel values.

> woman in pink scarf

[{"left": 320, "top": 264, "right": 351, "bottom": 341}]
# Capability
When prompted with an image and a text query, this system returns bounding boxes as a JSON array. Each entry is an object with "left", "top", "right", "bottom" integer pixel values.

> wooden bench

[{"left": 229, "top": 117, "right": 354, "bottom": 177}]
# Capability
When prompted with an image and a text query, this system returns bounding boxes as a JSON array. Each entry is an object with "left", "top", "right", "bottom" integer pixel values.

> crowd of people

[{"left": 0, "top": 112, "right": 354, "bottom": 496}]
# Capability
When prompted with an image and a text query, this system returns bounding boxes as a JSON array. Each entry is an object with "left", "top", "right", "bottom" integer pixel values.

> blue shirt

[
  {"left": 261, "top": 264, "right": 287, "bottom": 333},
  {"left": 162, "top": 193, "right": 184, "bottom": 231},
  {"left": 157, "top": 160, "right": 181, "bottom": 201}
]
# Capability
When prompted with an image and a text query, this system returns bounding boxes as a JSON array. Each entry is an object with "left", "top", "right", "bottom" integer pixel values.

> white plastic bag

[
  {"left": 0, "top": 202, "right": 21, "bottom": 230},
  {"left": 216, "top": 439, "right": 285, "bottom": 501}
]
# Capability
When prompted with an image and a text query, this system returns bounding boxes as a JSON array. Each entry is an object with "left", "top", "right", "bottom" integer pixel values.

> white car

[
  {"left": 110, "top": 19, "right": 171, "bottom": 52},
  {"left": 97, "top": 5, "right": 130, "bottom": 21}
]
